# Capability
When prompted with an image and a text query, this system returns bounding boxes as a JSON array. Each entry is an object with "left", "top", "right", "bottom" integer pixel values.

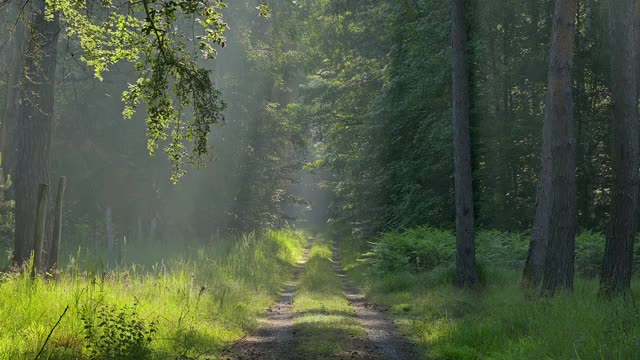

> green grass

[
  {"left": 338, "top": 230, "right": 640, "bottom": 360},
  {"left": 0, "top": 229, "right": 307, "bottom": 359},
  {"left": 292, "top": 236, "right": 366, "bottom": 359}
]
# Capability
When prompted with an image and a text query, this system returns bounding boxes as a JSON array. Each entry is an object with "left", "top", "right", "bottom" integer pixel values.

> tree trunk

[
  {"left": 14, "top": 1, "right": 60, "bottom": 265},
  {"left": 0, "top": 14, "right": 25, "bottom": 177},
  {"left": 49, "top": 176, "right": 66, "bottom": 271},
  {"left": 31, "top": 184, "right": 49, "bottom": 277},
  {"left": 137, "top": 217, "right": 143, "bottom": 242},
  {"left": 451, "top": 0, "right": 478, "bottom": 287},
  {"left": 522, "top": 169, "right": 550, "bottom": 287},
  {"left": 600, "top": 0, "right": 639, "bottom": 297},
  {"left": 105, "top": 207, "right": 114, "bottom": 265},
  {"left": 148, "top": 216, "right": 157, "bottom": 245},
  {"left": 539, "top": 0, "right": 578, "bottom": 295},
  {"left": 523, "top": 0, "right": 578, "bottom": 293}
]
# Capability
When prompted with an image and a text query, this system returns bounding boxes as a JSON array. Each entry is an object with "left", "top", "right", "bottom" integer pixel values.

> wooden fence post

[
  {"left": 31, "top": 184, "right": 49, "bottom": 278},
  {"left": 50, "top": 176, "right": 66, "bottom": 271}
]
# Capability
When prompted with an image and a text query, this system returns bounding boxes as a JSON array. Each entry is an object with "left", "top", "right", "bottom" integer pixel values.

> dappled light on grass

[
  {"left": 293, "top": 237, "right": 366, "bottom": 358},
  {"left": 340, "top": 228, "right": 640, "bottom": 359},
  {"left": 0, "top": 230, "right": 306, "bottom": 359}
]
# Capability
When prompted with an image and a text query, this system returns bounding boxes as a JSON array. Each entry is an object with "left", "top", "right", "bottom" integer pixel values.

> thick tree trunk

[
  {"left": 0, "top": 16, "right": 25, "bottom": 176},
  {"left": 600, "top": 0, "right": 639, "bottom": 297},
  {"left": 539, "top": 0, "right": 578, "bottom": 295},
  {"left": 14, "top": 1, "right": 60, "bottom": 265},
  {"left": 451, "top": 0, "right": 478, "bottom": 287},
  {"left": 525, "top": 0, "right": 578, "bottom": 292}
]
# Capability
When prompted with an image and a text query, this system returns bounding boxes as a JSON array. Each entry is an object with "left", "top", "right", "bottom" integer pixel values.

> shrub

[
  {"left": 475, "top": 230, "right": 528, "bottom": 269},
  {"left": 81, "top": 303, "right": 157, "bottom": 360},
  {"left": 365, "top": 227, "right": 455, "bottom": 273},
  {"left": 366, "top": 227, "right": 638, "bottom": 278},
  {"left": 574, "top": 231, "right": 605, "bottom": 278}
]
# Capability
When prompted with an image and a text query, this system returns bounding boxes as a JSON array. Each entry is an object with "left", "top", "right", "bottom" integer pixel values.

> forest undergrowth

[
  {"left": 0, "top": 229, "right": 307, "bottom": 359},
  {"left": 338, "top": 227, "right": 640, "bottom": 359}
]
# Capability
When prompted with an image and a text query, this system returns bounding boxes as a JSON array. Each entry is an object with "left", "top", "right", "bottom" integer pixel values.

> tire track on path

[
  {"left": 332, "top": 241, "right": 418, "bottom": 360},
  {"left": 223, "top": 241, "right": 313, "bottom": 360}
]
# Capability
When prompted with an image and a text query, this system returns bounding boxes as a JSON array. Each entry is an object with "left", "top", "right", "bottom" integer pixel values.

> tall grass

[
  {"left": 0, "top": 229, "right": 306, "bottom": 359},
  {"left": 339, "top": 227, "right": 640, "bottom": 360}
]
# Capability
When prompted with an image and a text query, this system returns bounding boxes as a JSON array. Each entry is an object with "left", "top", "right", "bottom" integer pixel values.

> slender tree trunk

[
  {"left": 49, "top": 176, "right": 66, "bottom": 270},
  {"left": 14, "top": 1, "right": 60, "bottom": 265},
  {"left": 451, "top": 0, "right": 478, "bottom": 287},
  {"left": 148, "top": 216, "right": 157, "bottom": 245},
  {"left": 105, "top": 207, "right": 114, "bottom": 265},
  {"left": 32, "top": 184, "right": 49, "bottom": 277},
  {"left": 600, "top": 0, "right": 639, "bottom": 297}
]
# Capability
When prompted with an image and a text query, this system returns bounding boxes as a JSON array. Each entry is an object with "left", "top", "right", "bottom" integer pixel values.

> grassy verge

[
  {"left": 292, "top": 236, "right": 365, "bottom": 359},
  {"left": 338, "top": 229, "right": 640, "bottom": 360},
  {"left": 0, "top": 229, "right": 306, "bottom": 359}
]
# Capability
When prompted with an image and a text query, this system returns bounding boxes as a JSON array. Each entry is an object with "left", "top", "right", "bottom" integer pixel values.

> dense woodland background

[
  {"left": 0, "top": 0, "right": 636, "bottom": 281},
  {"left": 2, "top": 0, "right": 640, "bottom": 358}
]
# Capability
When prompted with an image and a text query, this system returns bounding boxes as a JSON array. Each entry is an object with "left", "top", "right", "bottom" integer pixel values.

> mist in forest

[
  {"left": 0, "top": 1, "right": 329, "bottom": 268},
  {"left": 0, "top": 0, "right": 635, "bottom": 275}
]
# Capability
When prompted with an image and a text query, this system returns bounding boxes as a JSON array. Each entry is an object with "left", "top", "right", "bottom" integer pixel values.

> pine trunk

[
  {"left": 539, "top": 0, "right": 578, "bottom": 295},
  {"left": 523, "top": 0, "right": 578, "bottom": 294},
  {"left": 600, "top": 0, "right": 639, "bottom": 296},
  {"left": 451, "top": 0, "right": 478, "bottom": 287}
]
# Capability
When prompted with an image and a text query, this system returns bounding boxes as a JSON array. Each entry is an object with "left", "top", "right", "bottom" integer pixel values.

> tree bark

[
  {"left": 451, "top": 0, "right": 478, "bottom": 287},
  {"left": 0, "top": 14, "right": 25, "bottom": 177},
  {"left": 539, "top": 0, "right": 578, "bottom": 295},
  {"left": 14, "top": 1, "right": 60, "bottom": 265},
  {"left": 31, "top": 184, "right": 49, "bottom": 277},
  {"left": 524, "top": 0, "right": 578, "bottom": 292},
  {"left": 600, "top": 0, "right": 639, "bottom": 297},
  {"left": 105, "top": 207, "right": 114, "bottom": 265},
  {"left": 49, "top": 176, "right": 66, "bottom": 270}
]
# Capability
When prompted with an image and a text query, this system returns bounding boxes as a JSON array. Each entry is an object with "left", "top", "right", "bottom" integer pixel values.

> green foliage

[
  {"left": 365, "top": 227, "right": 455, "bottom": 273},
  {"left": 81, "top": 303, "right": 157, "bottom": 360},
  {"left": 363, "top": 227, "right": 638, "bottom": 279},
  {"left": 282, "top": 0, "right": 616, "bottom": 236},
  {"left": 575, "top": 231, "right": 606, "bottom": 279},
  {"left": 45, "top": 0, "right": 274, "bottom": 180},
  {"left": 341, "top": 233, "right": 640, "bottom": 360}
]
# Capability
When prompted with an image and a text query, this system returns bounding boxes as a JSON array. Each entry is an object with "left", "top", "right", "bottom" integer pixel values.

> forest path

[
  {"left": 331, "top": 241, "right": 418, "bottom": 360},
  {"left": 221, "top": 241, "right": 313, "bottom": 360},
  {"left": 223, "top": 238, "right": 416, "bottom": 360}
]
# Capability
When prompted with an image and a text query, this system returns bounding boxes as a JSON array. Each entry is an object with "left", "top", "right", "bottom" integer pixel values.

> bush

[
  {"left": 365, "top": 227, "right": 638, "bottom": 278},
  {"left": 82, "top": 303, "right": 157, "bottom": 360},
  {"left": 475, "top": 230, "right": 528, "bottom": 269},
  {"left": 574, "top": 231, "right": 605, "bottom": 278},
  {"left": 365, "top": 227, "right": 455, "bottom": 273}
]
